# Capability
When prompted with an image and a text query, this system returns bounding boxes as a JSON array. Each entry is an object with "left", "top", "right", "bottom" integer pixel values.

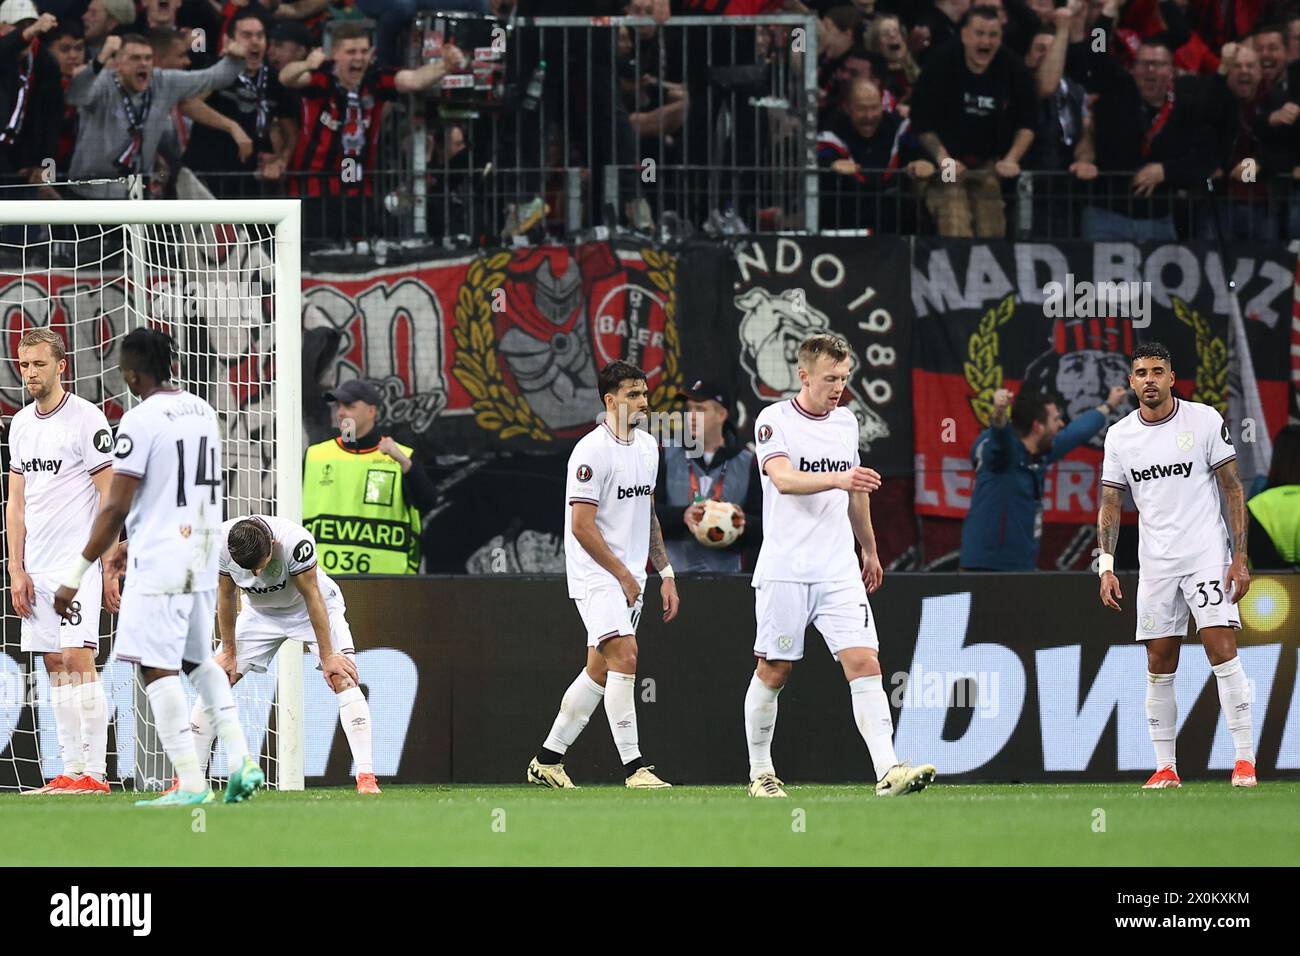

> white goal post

[{"left": 0, "top": 199, "right": 304, "bottom": 791}]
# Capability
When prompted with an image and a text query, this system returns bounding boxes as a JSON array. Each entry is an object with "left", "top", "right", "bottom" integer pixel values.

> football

[{"left": 693, "top": 499, "right": 743, "bottom": 548}]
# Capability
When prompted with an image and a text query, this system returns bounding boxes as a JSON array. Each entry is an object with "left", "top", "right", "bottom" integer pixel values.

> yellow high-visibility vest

[{"left": 302, "top": 438, "right": 421, "bottom": 574}]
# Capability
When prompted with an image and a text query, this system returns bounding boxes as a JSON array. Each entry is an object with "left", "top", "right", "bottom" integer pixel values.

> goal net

[{"left": 0, "top": 200, "right": 304, "bottom": 793}]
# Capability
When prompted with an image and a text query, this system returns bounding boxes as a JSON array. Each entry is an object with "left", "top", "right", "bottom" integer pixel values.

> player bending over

[
  {"left": 745, "top": 333, "right": 935, "bottom": 798},
  {"left": 527, "top": 361, "right": 681, "bottom": 789},
  {"left": 1098, "top": 342, "right": 1256, "bottom": 789},
  {"left": 55, "top": 328, "right": 263, "bottom": 807},
  {"left": 8, "top": 329, "right": 118, "bottom": 794},
  {"left": 188, "top": 515, "right": 376, "bottom": 793}
]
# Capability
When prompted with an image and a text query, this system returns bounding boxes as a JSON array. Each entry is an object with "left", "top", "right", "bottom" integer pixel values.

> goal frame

[{"left": 0, "top": 199, "right": 305, "bottom": 791}]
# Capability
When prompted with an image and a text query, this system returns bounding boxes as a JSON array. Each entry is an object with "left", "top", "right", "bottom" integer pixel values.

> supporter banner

[
  {"left": 911, "top": 241, "right": 1296, "bottom": 523},
  {"left": 303, "top": 241, "right": 686, "bottom": 460},
  {"left": 726, "top": 236, "right": 914, "bottom": 476}
]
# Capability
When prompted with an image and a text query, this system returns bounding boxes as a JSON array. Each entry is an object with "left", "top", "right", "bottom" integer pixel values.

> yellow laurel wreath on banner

[
  {"left": 451, "top": 251, "right": 552, "bottom": 441},
  {"left": 964, "top": 293, "right": 1017, "bottom": 426},
  {"left": 1172, "top": 296, "right": 1228, "bottom": 413},
  {"left": 641, "top": 246, "right": 683, "bottom": 408}
]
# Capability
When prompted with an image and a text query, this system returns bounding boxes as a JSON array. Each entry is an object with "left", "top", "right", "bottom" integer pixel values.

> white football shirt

[
  {"left": 219, "top": 514, "right": 338, "bottom": 615},
  {"left": 752, "top": 398, "right": 861, "bottom": 586},
  {"left": 564, "top": 422, "right": 659, "bottom": 599},
  {"left": 8, "top": 393, "right": 115, "bottom": 574},
  {"left": 1101, "top": 397, "right": 1236, "bottom": 579},
  {"left": 113, "top": 388, "right": 223, "bottom": 594}
]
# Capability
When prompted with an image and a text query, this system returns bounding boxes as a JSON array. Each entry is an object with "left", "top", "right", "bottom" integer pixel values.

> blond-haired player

[
  {"left": 7, "top": 329, "right": 118, "bottom": 795},
  {"left": 745, "top": 333, "right": 935, "bottom": 798}
]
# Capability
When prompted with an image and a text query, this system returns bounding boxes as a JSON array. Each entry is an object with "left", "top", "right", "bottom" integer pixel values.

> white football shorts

[
  {"left": 754, "top": 578, "right": 879, "bottom": 662},
  {"left": 575, "top": 586, "right": 644, "bottom": 646},
  {"left": 113, "top": 587, "right": 216, "bottom": 671},
  {"left": 19, "top": 569, "right": 103, "bottom": 654},
  {"left": 1134, "top": 564, "right": 1242, "bottom": 641}
]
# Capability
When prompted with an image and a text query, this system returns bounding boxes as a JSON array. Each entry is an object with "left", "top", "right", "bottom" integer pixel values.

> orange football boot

[
  {"left": 1231, "top": 760, "right": 1257, "bottom": 788},
  {"left": 21, "top": 774, "right": 78, "bottom": 796},
  {"left": 1142, "top": 766, "right": 1182, "bottom": 789},
  {"left": 61, "top": 775, "right": 111, "bottom": 794}
]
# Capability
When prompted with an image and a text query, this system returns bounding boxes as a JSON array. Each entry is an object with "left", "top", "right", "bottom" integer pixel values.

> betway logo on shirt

[
  {"left": 21, "top": 458, "right": 63, "bottom": 474},
  {"left": 799, "top": 457, "right": 853, "bottom": 473},
  {"left": 243, "top": 581, "right": 287, "bottom": 595},
  {"left": 617, "top": 485, "right": 654, "bottom": 500},
  {"left": 1130, "top": 462, "right": 1193, "bottom": 482}
]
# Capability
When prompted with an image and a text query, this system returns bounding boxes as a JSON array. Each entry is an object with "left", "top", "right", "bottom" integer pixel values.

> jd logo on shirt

[
  {"left": 616, "top": 484, "right": 653, "bottom": 499},
  {"left": 93, "top": 429, "right": 114, "bottom": 453},
  {"left": 1129, "top": 462, "right": 1193, "bottom": 482}
]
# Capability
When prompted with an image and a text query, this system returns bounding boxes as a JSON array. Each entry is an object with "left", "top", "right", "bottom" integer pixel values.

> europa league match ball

[{"left": 693, "top": 499, "right": 742, "bottom": 548}]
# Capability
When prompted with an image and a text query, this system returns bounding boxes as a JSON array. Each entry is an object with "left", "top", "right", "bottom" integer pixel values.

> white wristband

[
  {"left": 60, "top": 555, "right": 93, "bottom": 592},
  {"left": 660, "top": 565, "right": 675, "bottom": 579},
  {"left": 1097, "top": 553, "right": 1115, "bottom": 577}
]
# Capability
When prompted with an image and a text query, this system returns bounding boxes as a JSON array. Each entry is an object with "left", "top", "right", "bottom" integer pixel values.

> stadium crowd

[{"left": 4, "top": 1, "right": 1300, "bottom": 242}]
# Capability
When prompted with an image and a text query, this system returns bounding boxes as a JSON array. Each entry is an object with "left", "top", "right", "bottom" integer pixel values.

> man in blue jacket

[{"left": 960, "top": 384, "right": 1125, "bottom": 571}]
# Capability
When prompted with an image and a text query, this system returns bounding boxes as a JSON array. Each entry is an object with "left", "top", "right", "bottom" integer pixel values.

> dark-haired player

[
  {"left": 1098, "top": 342, "right": 1256, "bottom": 789},
  {"left": 526, "top": 361, "right": 680, "bottom": 790},
  {"left": 55, "top": 329, "right": 262, "bottom": 807},
  {"left": 745, "top": 333, "right": 935, "bottom": 798},
  {"left": 186, "top": 515, "right": 377, "bottom": 793}
]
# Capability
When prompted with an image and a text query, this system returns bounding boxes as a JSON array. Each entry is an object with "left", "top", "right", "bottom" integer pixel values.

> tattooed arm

[
  {"left": 1215, "top": 459, "right": 1252, "bottom": 602},
  {"left": 1098, "top": 483, "right": 1124, "bottom": 610},
  {"left": 649, "top": 510, "right": 669, "bottom": 573},
  {"left": 1098, "top": 483, "right": 1122, "bottom": 558},
  {"left": 649, "top": 510, "right": 680, "bottom": 623}
]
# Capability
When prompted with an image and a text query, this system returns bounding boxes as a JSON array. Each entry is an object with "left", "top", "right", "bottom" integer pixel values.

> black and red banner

[
  {"left": 726, "top": 236, "right": 915, "bottom": 476},
  {"left": 911, "top": 241, "right": 1297, "bottom": 528}
]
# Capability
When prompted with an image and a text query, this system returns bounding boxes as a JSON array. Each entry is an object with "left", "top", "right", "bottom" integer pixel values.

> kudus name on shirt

[
  {"left": 1130, "top": 462, "right": 1193, "bottom": 482},
  {"left": 799, "top": 457, "right": 853, "bottom": 472},
  {"left": 49, "top": 886, "right": 151, "bottom": 936}
]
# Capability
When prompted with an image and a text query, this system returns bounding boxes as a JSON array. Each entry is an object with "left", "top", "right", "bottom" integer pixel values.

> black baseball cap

[
  {"left": 682, "top": 379, "right": 732, "bottom": 413},
  {"left": 324, "top": 379, "right": 382, "bottom": 407},
  {"left": 269, "top": 20, "right": 311, "bottom": 47}
]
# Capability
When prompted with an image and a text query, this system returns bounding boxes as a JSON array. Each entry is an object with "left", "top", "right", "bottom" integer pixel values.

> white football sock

[
  {"left": 850, "top": 675, "right": 898, "bottom": 782},
  {"left": 604, "top": 671, "right": 641, "bottom": 764},
  {"left": 1146, "top": 671, "right": 1178, "bottom": 772},
  {"left": 188, "top": 699, "right": 216, "bottom": 775},
  {"left": 336, "top": 686, "right": 374, "bottom": 776},
  {"left": 50, "top": 681, "right": 84, "bottom": 777},
  {"left": 744, "top": 672, "right": 781, "bottom": 779},
  {"left": 1212, "top": 657, "right": 1255, "bottom": 763},
  {"left": 542, "top": 669, "right": 605, "bottom": 756},
  {"left": 74, "top": 678, "right": 109, "bottom": 781},
  {"left": 144, "top": 675, "right": 203, "bottom": 792},
  {"left": 189, "top": 658, "right": 248, "bottom": 774}
]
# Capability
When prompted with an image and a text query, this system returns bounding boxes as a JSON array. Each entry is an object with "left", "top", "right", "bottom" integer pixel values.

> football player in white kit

[
  {"left": 1098, "top": 342, "right": 1256, "bottom": 789},
  {"left": 526, "top": 361, "right": 681, "bottom": 789},
  {"left": 745, "top": 334, "right": 936, "bottom": 798},
  {"left": 184, "top": 514, "right": 376, "bottom": 793},
  {"left": 55, "top": 329, "right": 263, "bottom": 807},
  {"left": 7, "top": 329, "right": 118, "bottom": 795}
]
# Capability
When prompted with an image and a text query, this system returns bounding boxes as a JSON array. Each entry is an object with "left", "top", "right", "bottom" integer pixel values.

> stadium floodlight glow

[{"left": 0, "top": 200, "right": 304, "bottom": 792}]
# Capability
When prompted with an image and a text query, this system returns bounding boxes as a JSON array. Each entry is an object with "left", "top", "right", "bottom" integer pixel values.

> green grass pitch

[{"left": 2, "top": 782, "right": 1297, "bottom": 866}]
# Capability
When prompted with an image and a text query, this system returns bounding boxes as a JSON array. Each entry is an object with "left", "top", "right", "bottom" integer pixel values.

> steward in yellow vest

[{"left": 304, "top": 380, "right": 433, "bottom": 574}]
